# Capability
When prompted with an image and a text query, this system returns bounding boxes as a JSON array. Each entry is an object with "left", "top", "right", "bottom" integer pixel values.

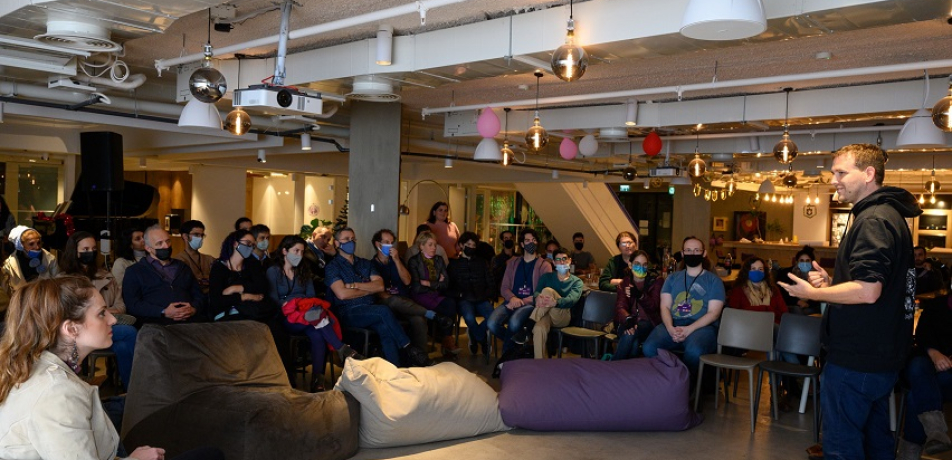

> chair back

[
  {"left": 717, "top": 308, "right": 775, "bottom": 353},
  {"left": 580, "top": 290, "right": 616, "bottom": 326},
  {"left": 774, "top": 314, "right": 822, "bottom": 357}
]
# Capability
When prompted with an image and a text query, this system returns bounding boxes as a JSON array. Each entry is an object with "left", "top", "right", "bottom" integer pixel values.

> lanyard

[
  {"left": 683, "top": 271, "right": 701, "bottom": 303},
  {"left": 521, "top": 259, "right": 533, "bottom": 288}
]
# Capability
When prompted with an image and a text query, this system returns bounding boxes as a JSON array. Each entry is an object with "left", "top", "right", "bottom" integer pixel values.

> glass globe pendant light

[
  {"left": 687, "top": 131, "right": 706, "bottom": 178},
  {"left": 933, "top": 75, "right": 952, "bottom": 132},
  {"left": 188, "top": 10, "right": 227, "bottom": 103},
  {"left": 525, "top": 71, "right": 549, "bottom": 152},
  {"left": 925, "top": 156, "right": 941, "bottom": 194},
  {"left": 224, "top": 107, "right": 252, "bottom": 135},
  {"left": 550, "top": 0, "right": 588, "bottom": 82},
  {"left": 774, "top": 88, "right": 799, "bottom": 165}
]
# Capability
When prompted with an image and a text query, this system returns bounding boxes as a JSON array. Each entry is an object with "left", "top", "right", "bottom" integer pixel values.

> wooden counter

[{"left": 720, "top": 241, "right": 840, "bottom": 269}]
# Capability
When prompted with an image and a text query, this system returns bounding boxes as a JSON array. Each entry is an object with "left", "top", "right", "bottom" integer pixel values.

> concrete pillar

[
  {"left": 189, "top": 165, "right": 246, "bottom": 254},
  {"left": 348, "top": 101, "right": 401, "bottom": 259}
]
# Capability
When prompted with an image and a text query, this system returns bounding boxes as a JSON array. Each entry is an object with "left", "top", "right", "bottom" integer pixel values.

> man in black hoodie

[{"left": 780, "top": 143, "right": 921, "bottom": 460}]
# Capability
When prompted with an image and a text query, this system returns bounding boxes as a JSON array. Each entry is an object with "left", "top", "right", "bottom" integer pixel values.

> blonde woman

[{"left": 407, "top": 230, "right": 460, "bottom": 358}]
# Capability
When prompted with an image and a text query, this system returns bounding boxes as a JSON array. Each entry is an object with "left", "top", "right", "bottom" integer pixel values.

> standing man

[
  {"left": 174, "top": 220, "right": 214, "bottom": 296},
  {"left": 570, "top": 232, "right": 597, "bottom": 276},
  {"left": 780, "top": 144, "right": 921, "bottom": 460}
]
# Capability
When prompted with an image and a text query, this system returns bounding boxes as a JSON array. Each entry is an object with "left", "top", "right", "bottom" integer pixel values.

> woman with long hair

[
  {"left": 0, "top": 276, "right": 223, "bottom": 460},
  {"left": 424, "top": 201, "right": 461, "bottom": 259},
  {"left": 110, "top": 227, "right": 146, "bottom": 286},
  {"left": 612, "top": 250, "right": 663, "bottom": 360},
  {"left": 727, "top": 256, "right": 788, "bottom": 324},
  {"left": 57, "top": 231, "right": 137, "bottom": 391},
  {"left": 407, "top": 230, "right": 460, "bottom": 359},
  {"left": 267, "top": 235, "right": 361, "bottom": 391}
]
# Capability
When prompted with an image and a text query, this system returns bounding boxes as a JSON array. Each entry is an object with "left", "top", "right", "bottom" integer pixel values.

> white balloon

[{"left": 579, "top": 134, "right": 598, "bottom": 157}]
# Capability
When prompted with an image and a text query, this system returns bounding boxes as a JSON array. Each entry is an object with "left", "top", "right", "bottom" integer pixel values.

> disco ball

[{"left": 189, "top": 67, "right": 227, "bottom": 103}]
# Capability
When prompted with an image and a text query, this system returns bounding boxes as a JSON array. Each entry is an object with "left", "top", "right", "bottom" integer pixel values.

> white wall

[
  {"left": 792, "top": 191, "right": 832, "bottom": 245},
  {"left": 303, "top": 176, "right": 340, "bottom": 226},
  {"left": 190, "top": 165, "right": 246, "bottom": 254},
  {"left": 252, "top": 175, "right": 296, "bottom": 235}
]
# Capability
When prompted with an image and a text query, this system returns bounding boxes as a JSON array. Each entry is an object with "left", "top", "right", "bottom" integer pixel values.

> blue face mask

[
  {"left": 555, "top": 264, "right": 570, "bottom": 275},
  {"left": 27, "top": 249, "right": 42, "bottom": 259},
  {"left": 748, "top": 270, "right": 765, "bottom": 283},
  {"left": 380, "top": 243, "right": 392, "bottom": 256},
  {"left": 632, "top": 265, "right": 648, "bottom": 279},
  {"left": 339, "top": 240, "right": 356, "bottom": 255},
  {"left": 798, "top": 261, "right": 812, "bottom": 273}
]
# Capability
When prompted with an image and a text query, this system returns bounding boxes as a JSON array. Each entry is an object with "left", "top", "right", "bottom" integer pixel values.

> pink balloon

[
  {"left": 559, "top": 137, "right": 578, "bottom": 160},
  {"left": 476, "top": 107, "right": 501, "bottom": 138}
]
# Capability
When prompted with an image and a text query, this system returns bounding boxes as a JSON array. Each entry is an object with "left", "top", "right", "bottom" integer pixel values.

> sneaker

[
  {"left": 511, "top": 329, "right": 529, "bottom": 345},
  {"left": 406, "top": 345, "right": 435, "bottom": 367},
  {"left": 337, "top": 344, "right": 365, "bottom": 362}
]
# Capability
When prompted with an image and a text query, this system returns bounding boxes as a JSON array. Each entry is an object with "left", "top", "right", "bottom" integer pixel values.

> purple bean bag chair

[{"left": 497, "top": 349, "right": 702, "bottom": 431}]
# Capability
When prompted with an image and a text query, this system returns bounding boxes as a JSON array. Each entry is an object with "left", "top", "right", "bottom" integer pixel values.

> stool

[{"left": 85, "top": 349, "right": 119, "bottom": 387}]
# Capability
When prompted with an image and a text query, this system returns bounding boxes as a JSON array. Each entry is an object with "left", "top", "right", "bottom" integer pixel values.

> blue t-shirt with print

[{"left": 661, "top": 269, "right": 725, "bottom": 324}]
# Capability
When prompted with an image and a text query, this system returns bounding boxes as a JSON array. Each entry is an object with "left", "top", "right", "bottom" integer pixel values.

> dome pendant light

[
  {"left": 551, "top": 0, "right": 588, "bottom": 82},
  {"left": 774, "top": 88, "right": 799, "bottom": 165},
  {"left": 525, "top": 71, "right": 549, "bottom": 152},
  {"left": 933, "top": 75, "right": 952, "bottom": 132}
]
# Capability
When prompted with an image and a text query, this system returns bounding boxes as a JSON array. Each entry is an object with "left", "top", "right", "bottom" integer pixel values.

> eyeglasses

[
  {"left": 554, "top": 257, "right": 569, "bottom": 262},
  {"left": 238, "top": 240, "right": 255, "bottom": 247},
  {"left": 620, "top": 241, "right": 635, "bottom": 247}
]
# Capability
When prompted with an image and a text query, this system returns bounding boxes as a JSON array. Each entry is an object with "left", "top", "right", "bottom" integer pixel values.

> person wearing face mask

[
  {"left": 513, "top": 247, "right": 583, "bottom": 359},
  {"left": 247, "top": 224, "right": 274, "bottom": 270},
  {"left": 303, "top": 226, "right": 337, "bottom": 298},
  {"left": 209, "top": 230, "right": 280, "bottom": 323},
  {"left": 612, "top": 250, "right": 663, "bottom": 361},
  {"left": 599, "top": 231, "right": 638, "bottom": 292},
  {"left": 408, "top": 231, "right": 461, "bottom": 359},
  {"left": 111, "top": 227, "right": 146, "bottom": 286},
  {"left": 542, "top": 240, "right": 560, "bottom": 270},
  {"left": 2, "top": 225, "right": 58, "bottom": 296},
  {"left": 448, "top": 232, "right": 496, "bottom": 356},
  {"left": 642, "top": 236, "right": 725, "bottom": 384},
  {"left": 57, "top": 231, "right": 138, "bottom": 391},
  {"left": 489, "top": 228, "right": 552, "bottom": 354},
  {"left": 776, "top": 246, "right": 821, "bottom": 315},
  {"left": 122, "top": 224, "right": 205, "bottom": 325},
  {"left": 727, "top": 257, "right": 789, "bottom": 325},
  {"left": 369, "top": 229, "right": 452, "bottom": 351},
  {"left": 491, "top": 230, "right": 516, "bottom": 299},
  {"left": 174, "top": 220, "right": 215, "bottom": 295},
  {"left": 570, "top": 232, "right": 597, "bottom": 276}
]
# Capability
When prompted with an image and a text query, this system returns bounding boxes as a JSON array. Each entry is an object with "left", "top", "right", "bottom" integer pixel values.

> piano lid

[{"left": 66, "top": 178, "right": 159, "bottom": 218}]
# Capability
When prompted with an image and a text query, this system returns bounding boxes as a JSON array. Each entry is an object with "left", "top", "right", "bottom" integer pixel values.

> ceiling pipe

[
  {"left": 658, "top": 125, "right": 902, "bottom": 141},
  {"left": 154, "top": 0, "right": 470, "bottom": 73},
  {"left": 74, "top": 73, "right": 147, "bottom": 91},
  {"left": 421, "top": 59, "right": 952, "bottom": 116}
]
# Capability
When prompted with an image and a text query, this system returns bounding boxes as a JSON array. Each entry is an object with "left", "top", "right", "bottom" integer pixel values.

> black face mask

[
  {"left": 153, "top": 247, "right": 172, "bottom": 261},
  {"left": 503, "top": 240, "right": 515, "bottom": 249},
  {"left": 78, "top": 251, "right": 97, "bottom": 266},
  {"left": 683, "top": 254, "right": 705, "bottom": 268},
  {"left": 463, "top": 247, "right": 476, "bottom": 257},
  {"left": 574, "top": 242, "right": 584, "bottom": 251}
]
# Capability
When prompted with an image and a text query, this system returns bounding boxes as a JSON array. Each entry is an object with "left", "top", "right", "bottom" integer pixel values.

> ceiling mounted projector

[{"left": 232, "top": 85, "right": 323, "bottom": 116}]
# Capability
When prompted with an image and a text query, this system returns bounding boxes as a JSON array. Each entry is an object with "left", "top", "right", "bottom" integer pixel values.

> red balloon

[{"left": 643, "top": 131, "right": 662, "bottom": 156}]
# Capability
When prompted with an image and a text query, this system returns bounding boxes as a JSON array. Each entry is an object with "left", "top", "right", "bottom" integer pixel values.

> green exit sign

[
  {"left": 619, "top": 185, "right": 630, "bottom": 192},
  {"left": 669, "top": 186, "right": 675, "bottom": 195}
]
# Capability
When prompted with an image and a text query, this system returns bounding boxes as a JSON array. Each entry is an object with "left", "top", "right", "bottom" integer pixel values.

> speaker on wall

[{"left": 80, "top": 131, "right": 124, "bottom": 192}]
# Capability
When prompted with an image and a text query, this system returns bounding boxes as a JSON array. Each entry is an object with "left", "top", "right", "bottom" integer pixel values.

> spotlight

[
  {"left": 257, "top": 149, "right": 266, "bottom": 163},
  {"left": 301, "top": 132, "right": 312, "bottom": 151}
]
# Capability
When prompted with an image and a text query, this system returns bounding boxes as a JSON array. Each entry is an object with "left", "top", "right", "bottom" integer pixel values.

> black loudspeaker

[{"left": 80, "top": 131, "right": 124, "bottom": 192}]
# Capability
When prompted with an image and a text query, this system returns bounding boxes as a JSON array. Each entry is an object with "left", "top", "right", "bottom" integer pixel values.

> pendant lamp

[
  {"left": 774, "top": 88, "right": 798, "bottom": 164},
  {"left": 934, "top": 75, "right": 952, "bottom": 132},
  {"left": 899, "top": 72, "right": 947, "bottom": 148},
  {"left": 680, "top": 0, "right": 766, "bottom": 41},
  {"left": 501, "top": 108, "right": 514, "bottom": 166},
  {"left": 525, "top": 71, "right": 549, "bottom": 152},
  {"left": 551, "top": 0, "right": 588, "bottom": 82}
]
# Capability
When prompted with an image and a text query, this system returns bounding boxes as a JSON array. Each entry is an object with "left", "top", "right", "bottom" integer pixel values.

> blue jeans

[
  {"left": 487, "top": 304, "right": 534, "bottom": 352},
  {"left": 335, "top": 303, "right": 409, "bottom": 365},
  {"left": 902, "top": 355, "right": 952, "bottom": 445},
  {"left": 821, "top": 362, "right": 899, "bottom": 460},
  {"left": 110, "top": 324, "right": 137, "bottom": 391},
  {"left": 284, "top": 319, "right": 345, "bottom": 376},
  {"left": 642, "top": 322, "right": 717, "bottom": 379},
  {"left": 612, "top": 320, "right": 654, "bottom": 360},
  {"left": 459, "top": 299, "right": 494, "bottom": 345}
]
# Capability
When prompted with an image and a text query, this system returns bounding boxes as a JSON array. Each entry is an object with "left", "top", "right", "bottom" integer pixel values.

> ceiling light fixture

[
  {"left": 625, "top": 99, "right": 638, "bottom": 126},
  {"left": 501, "top": 108, "right": 514, "bottom": 166},
  {"left": 899, "top": 71, "right": 947, "bottom": 147},
  {"left": 178, "top": 97, "right": 223, "bottom": 129},
  {"left": 774, "top": 88, "right": 798, "bottom": 164},
  {"left": 933, "top": 75, "right": 952, "bottom": 132},
  {"left": 550, "top": 0, "right": 587, "bottom": 82},
  {"left": 680, "top": 0, "right": 766, "bottom": 41},
  {"left": 687, "top": 131, "right": 706, "bottom": 178},
  {"left": 552, "top": 169, "right": 559, "bottom": 179},
  {"left": 301, "top": 132, "right": 312, "bottom": 150},
  {"left": 376, "top": 24, "right": 393, "bottom": 66},
  {"left": 925, "top": 155, "right": 941, "bottom": 194},
  {"left": 525, "top": 71, "right": 549, "bottom": 152},
  {"left": 257, "top": 149, "right": 267, "bottom": 163},
  {"left": 138, "top": 157, "right": 147, "bottom": 169},
  {"left": 444, "top": 157, "right": 453, "bottom": 168},
  {"left": 224, "top": 107, "right": 252, "bottom": 135},
  {"left": 187, "top": 9, "right": 227, "bottom": 104},
  {"left": 623, "top": 142, "right": 636, "bottom": 181}
]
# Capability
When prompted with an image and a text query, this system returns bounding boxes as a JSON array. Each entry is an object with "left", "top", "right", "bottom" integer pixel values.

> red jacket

[
  {"left": 727, "top": 284, "right": 788, "bottom": 324},
  {"left": 282, "top": 297, "right": 342, "bottom": 347}
]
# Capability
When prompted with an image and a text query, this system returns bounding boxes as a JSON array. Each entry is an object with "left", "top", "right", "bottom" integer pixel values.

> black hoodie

[{"left": 823, "top": 186, "right": 922, "bottom": 373}]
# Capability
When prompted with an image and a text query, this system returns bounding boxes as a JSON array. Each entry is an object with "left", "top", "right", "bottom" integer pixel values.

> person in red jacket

[
  {"left": 727, "top": 256, "right": 788, "bottom": 324},
  {"left": 612, "top": 250, "right": 663, "bottom": 360}
]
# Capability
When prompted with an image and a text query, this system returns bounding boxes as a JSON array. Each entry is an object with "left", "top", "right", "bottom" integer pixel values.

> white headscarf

[{"left": 8, "top": 225, "right": 34, "bottom": 252}]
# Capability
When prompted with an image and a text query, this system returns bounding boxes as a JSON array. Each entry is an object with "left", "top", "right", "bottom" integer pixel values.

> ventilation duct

[
  {"left": 346, "top": 75, "right": 400, "bottom": 102},
  {"left": 35, "top": 18, "right": 120, "bottom": 52}
]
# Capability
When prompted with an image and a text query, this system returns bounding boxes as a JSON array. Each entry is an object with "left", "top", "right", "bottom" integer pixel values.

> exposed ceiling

[{"left": 0, "top": 0, "right": 951, "bottom": 188}]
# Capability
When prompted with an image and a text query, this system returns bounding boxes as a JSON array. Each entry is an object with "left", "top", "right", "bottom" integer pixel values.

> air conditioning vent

[
  {"left": 346, "top": 75, "right": 400, "bottom": 102},
  {"left": 34, "top": 20, "right": 120, "bottom": 52}
]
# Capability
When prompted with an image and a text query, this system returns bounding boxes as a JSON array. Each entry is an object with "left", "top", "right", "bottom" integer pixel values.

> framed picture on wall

[
  {"left": 713, "top": 216, "right": 728, "bottom": 232},
  {"left": 734, "top": 211, "right": 766, "bottom": 241}
]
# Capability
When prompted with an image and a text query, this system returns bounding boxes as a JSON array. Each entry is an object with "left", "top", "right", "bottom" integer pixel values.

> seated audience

[
  {"left": 599, "top": 231, "right": 638, "bottom": 292},
  {"left": 424, "top": 201, "right": 461, "bottom": 259},
  {"left": 544, "top": 240, "right": 560, "bottom": 261},
  {"left": 897, "top": 301, "right": 952, "bottom": 459},
  {"left": 2, "top": 226, "right": 58, "bottom": 296},
  {"left": 613, "top": 250, "right": 663, "bottom": 360},
  {"left": 123, "top": 225, "right": 205, "bottom": 325},
  {"left": 173, "top": 220, "right": 214, "bottom": 295},
  {"left": 487, "top": 228, "right": 552, "bottom": 353},
  {"left": 448, "top": 231, "right": 496, "bottom": 356},
  {"left": 571, "top": 232, "right": 598, "bottom": 276},
  {"left": 776, "top": 245, "right": 821, "bottom": 315},
  {"left": 209, "top": 230, "right": 282, "bottom": 326},
  {"left": 325, "top": 228, "right": 432, "bottom": 367},
  {"left": 491, "top": 230, "right": 516, "bottom": 298},
  {"left": 110, "top": 227, "right": 146, "bottom": 286},
  {"left": 727, "top": 256, "right": 788, "bottom": 324},
  {"left": 57, "top": 231, "right": 137, "bottom": 391},
  {"left": 249, "top": 224, "right": 274, "bottom": 270},
  {"left": 515, "top": 247, "right": 583, "bottom": 359},
  {"left": 408, "top": 231, "right": 461, "bottom": 359},
  {"left": 914, "top": 245, "right": 944, "bottom": 295},
  {"left": 234, "top": 217, "right": 252, "bottom": 231},
  {"left": 0, "top": 276, "right": 224, "bottom": 460},
  {"left": 268, "top": 236, "right": 362, "bottom": 391},
  {"left": 642, "top": 236, "right": 725, "bottom": 383},
  {"left": 405, "top": 224, "right": 448, "bottom": 265},
  {"left": 370, "top": 229, "right": 451, "bottom": 351}
]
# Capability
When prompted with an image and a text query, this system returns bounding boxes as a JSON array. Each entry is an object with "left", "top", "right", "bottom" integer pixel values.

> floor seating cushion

[
  {"left": 335, "top": 357, "right": 511, "bottom": 448},
  {"left": 122, "top": 321, "right": 360, "bottom": 460},
  {"left": 498, "top": 349, "right": 702, "bottom": 431}
]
